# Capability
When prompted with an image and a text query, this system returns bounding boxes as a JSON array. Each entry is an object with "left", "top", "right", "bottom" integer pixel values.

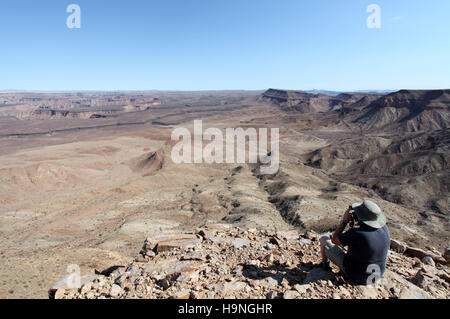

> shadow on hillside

[{"left": 239, "top": 260, "right": 346, "bottom": 288}]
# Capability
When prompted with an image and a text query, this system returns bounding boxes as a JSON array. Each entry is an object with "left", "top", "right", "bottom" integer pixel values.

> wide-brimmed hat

[{"left": 351, "top": 199, "right": 386, "bottom": 229}]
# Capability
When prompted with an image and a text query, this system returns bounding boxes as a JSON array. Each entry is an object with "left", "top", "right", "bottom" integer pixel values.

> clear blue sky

[{"left": 1, "top": 0, "right": 449, "bottom": 91}]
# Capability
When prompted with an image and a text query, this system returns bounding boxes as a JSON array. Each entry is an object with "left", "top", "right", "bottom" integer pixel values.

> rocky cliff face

[
  {"left": 355, "top": 89, "right": 450, "bottom": 132},
  {"left": 261, "top": 89, "right": 334, "bottom": 113},
  {"left": 49, "top": 223, "right": 450, "bottom": 299},
  {"left": 262, "top": 88, "right": 450, "bottom": 132},
  {"left": 261, "top": 89, "right": 380, "bottom": 114},
  {"left": 19, "top": 109, "right": 121, "bottom": 120}
]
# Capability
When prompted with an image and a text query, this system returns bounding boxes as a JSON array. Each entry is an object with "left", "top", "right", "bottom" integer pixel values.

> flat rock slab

[
  {"left": 275, "top": 231, "right": 299, "bottom": 241},
  {"left": 156, "top": 238, "right": 202, "bottom": 253},
  {"left": 143, "top": 258, "right": 206, "bottom": 278},
  {"left": 180, "top": 252, "right": 207, "bottom": 262},
  {"left": 383, "top": 270, "right": 430, "bottom": 299},
  {"left": 142, "top": 233, "right": 200, "bottom": 252},
  {"left": 205, "top": 224, "right": 233, "bottom": 231}
]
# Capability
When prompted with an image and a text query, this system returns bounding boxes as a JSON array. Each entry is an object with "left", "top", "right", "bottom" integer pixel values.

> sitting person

[{"left": 319, "top": 199, "right": 391, "bottom": 285}]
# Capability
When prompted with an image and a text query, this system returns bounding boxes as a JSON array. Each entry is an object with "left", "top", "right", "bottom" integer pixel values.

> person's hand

[{"left": 342, "top": 208, "right": 352, "bottom": 224}]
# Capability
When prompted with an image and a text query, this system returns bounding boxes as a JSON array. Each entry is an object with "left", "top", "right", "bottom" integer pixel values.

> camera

[{"left": 348, "top": 206, "right": 356, "bottom": 228}]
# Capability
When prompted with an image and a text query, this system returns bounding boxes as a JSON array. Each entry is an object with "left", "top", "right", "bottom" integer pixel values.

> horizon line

[
  {"left": 1, "top": 88, "right": 449, "bottom": 94},
  {"left": 0, "top": 88, "right": 402, "bottom": 93}
]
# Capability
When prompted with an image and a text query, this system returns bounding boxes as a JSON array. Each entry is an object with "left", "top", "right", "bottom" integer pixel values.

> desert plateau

[{"left": 0, "top": 89, "right": 448, "bottom": 299}]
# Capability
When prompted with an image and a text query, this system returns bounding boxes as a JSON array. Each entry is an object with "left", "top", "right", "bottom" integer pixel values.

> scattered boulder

[
  {"left": 283, "top": 290, "right": 300, "bottom": 299},
  {"left": 293, "top": 284, "right": 310, "bottom": 294},
  {"left": 264, "top": 277, "right": 278, "bottom": 288},
  {"left": 390, "top": 239, "right": 407, "bottom": 254},
  {"left": 303, "top": 230, "right": 319, "bottom": 241},
  {"left": 405, "top": 246, "right": 446, "bottom": 265},
  {"left": 109, "top": 284, "right": 122, "bottom": 297},
  {"left": 216, "top": 281, "right": 247, "bottom": 296},
  {"left": 171, "top": 290, "right": 191, "bottom": 299},
  {"left": 422, "top": 256, "right": 435, "bottom": 267}
]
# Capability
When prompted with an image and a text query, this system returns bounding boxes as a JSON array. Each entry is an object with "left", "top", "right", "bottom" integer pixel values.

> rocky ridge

[
  {"left": 355, "top": 89, "right": 450, "bottom": 132},
  {"left": 49, "top": 223, "right": 450, "bottom": 299},
  {"left": 261, "top": 89, "right": 382, "bottom": 114},
  {"left": 261, "top": 89, "right": 335, "bottom": 113}
]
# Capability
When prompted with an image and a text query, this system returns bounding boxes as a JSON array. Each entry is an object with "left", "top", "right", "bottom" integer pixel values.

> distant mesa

[
  {"left": 21, "top": 108, "right": 118, "bottom": 120},
  {"left": 261, "top": 88, "right": 382, "bottom": 114},
  {"left": 261, "top": 88, "right": 337, "bottom": 113},
  {"left": 13, "top": 96, "right": 162, "bottom": 120}
]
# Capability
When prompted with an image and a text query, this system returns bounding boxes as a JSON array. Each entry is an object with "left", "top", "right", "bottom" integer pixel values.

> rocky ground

[{"left": 50, "top": 223, "right": 450, "bottom": 299}]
